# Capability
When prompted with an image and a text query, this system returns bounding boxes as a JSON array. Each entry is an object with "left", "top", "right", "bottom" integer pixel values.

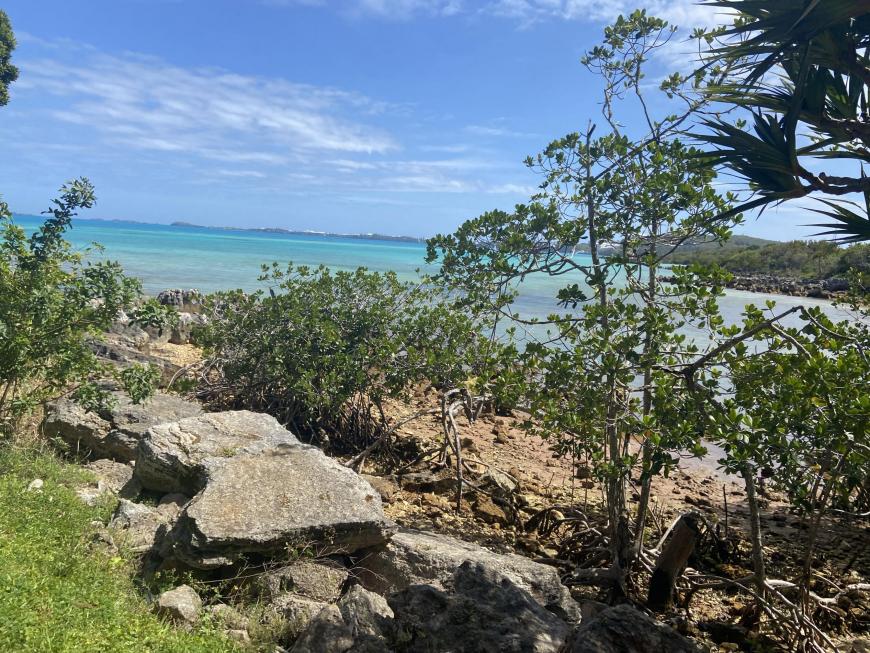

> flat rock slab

[
  {"left": 135, "top": 411, "right": 299, "bottom": 494},
  {"left": 171, "top": 449, "right": 392, "bottom": 568},
  {"left": 43, "top": 391, "right": 202, "bottom": 462},
  {"left": 358, "top": 528, "right": 579, "bottom": 622}
]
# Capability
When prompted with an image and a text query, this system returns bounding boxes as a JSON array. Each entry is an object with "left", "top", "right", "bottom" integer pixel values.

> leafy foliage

[
  {"left": 666, "top": 239, "right": 869, "bottom": 278},
  {"left": 698, "top": 0, "right": 870, "bottom": 241},
  {"left": 0, "top": 10, "right": 18, "bottom": 107},
  {"left": 0, "top": 180, "right": 141, "bottom": 432},
  {"left": 429, "top": 11, "right": 740, "bottom": 592},
  {"left": 196, "top": 264, "right": 510, "bottom": 452}
]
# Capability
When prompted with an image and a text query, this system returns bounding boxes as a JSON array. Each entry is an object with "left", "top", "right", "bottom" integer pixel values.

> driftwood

[{"left": 647, "top": 511, "right": 703, "bottom": 611}]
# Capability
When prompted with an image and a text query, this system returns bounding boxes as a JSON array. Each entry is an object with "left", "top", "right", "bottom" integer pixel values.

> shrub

[
  {"left": 195, "top": 263, "right": 509, "bottom": 452},
  {"left": 0, "top": 180, "right": 141, "bottom": 433}
]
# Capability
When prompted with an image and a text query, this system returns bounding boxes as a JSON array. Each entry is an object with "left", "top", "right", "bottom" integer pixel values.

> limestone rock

[
  {"left": 257, "top": 560, "right": 349, "bottom": 602},
  {"left": 168, "top": 447, "right": 393, "bottom": 568},
  {"left": 109, "top": 496, "right": 186, "bottom": 554},
  {"left": 157, "top": 288, "right": 203, "bottom": 313},
  {"left": 270, "top": 593, "right": 328, "bottom": 638},
  {"left": 388, "top": 561, "right": 569, "bottom": 653},
  {"left": 360, "top": 474, "right": 399, "bottom": 503},
  {"left": 357, "top": 528, "right": 579, "bottom": 622},
  {"left": 89, "top": 333, "right": 184, "bottom": 385},
  {"left": 290, "top": 586, "right": 393, "bottom": 653},
  {"left": 76, "top": 459, "right": 141, "bottom": 506},
  {"left": 567, "top": 604, "right": 702, "bottom": 653},
  {"left": 156, "top": 585, "right": 202, "bottom": 629},
  {"left": 134, "top": 411, "right": 299, "bottom": 494},
  {"left": 44, "top": 390, "right": 201, "bottom": 462}
]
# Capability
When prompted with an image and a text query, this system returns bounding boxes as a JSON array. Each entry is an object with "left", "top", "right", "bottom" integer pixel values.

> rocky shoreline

[{"left": 661, "top": 274, "right": 851, "bottom": 299}]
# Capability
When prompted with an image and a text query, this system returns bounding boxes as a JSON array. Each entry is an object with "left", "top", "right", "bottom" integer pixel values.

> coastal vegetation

[
  {"left": 666, "top": 240, "right": 870, "bottom": 279},
  {"left": 0, "top": 2, "right": 868, "bottom": 653}
]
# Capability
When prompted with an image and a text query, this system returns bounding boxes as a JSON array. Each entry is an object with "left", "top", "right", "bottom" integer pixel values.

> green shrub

[
  {"left": 196, "top": 263, "right": 509, "bottom": 451},
  {"left": 0, "top": 180, "right": 141, "bottom": 433}
]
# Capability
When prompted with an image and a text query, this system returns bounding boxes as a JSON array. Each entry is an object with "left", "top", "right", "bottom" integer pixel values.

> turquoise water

[{"left": 11, "top": 215, "right": 857, "bottom": 338}]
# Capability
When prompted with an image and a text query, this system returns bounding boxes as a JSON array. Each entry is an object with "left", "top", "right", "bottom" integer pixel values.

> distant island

[{"left": 169, "top": 221, "right": 425, "bottom": 243}]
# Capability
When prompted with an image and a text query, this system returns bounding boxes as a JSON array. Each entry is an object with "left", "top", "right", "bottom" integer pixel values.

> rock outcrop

[
  {"left": 567, "top": 604, "right": 702, "bottom": 653},
  {"left": 357, "top": 527, "right": 579, "bottom": 622},
  {"left": 109, "top": 494, "right": 187, "bottom": 553},
  {"left": 43, "top": 390, "right": 202, "bottom": 462},
  {"left": 76, "top": 459, "right": 141, "bottom": 505},
  {"left": 128, "top": 410, "right": 392, "bottom": 568},
  {"left": 387, "top": 561, "right": 570, "bottom": 653}
]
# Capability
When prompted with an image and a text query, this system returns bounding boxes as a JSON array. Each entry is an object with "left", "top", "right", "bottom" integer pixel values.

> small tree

[
  {"left": 428, "top": 11, "right": 740, "bottom": 595},
  {"left": 0, "top": 180, "right": 142, "bottom": 432}
]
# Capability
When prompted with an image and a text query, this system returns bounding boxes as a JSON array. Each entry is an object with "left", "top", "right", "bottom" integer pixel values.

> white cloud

[{"left": 17, "top": 50, "right": 398, "bottom": 162}]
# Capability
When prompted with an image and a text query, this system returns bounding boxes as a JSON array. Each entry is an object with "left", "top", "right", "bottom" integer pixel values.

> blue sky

[{"left": 0, "top": 0, "right": 821, "bottom": 239}]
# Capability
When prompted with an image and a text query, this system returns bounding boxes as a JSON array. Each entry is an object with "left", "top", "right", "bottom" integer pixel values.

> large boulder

[
  {"left": 134, "top": 411, "right": 299, "bottom": 494},
  {"left": 43, "top": 390, "right": 202, "bottom": 462},
  {"left": 157, "top": 288, "right": 203, "bottom": 313},
  {"left": 567, "top": 604, "right": 703, "bottom": 653},
  {"left": 137, "top": 411, "right": 393, "bottom": 569},
  {"left": 291, "top": 585, "right": 394, "bottom": 653},
  {"left": 387, "top": 561, "right": 570, "bottom": 653},
  {"left": 357, "top": 528, "right": 579, "bottom": 622},
  {"left": 168, "top": 448, "right": 394, "bottom": 568}
]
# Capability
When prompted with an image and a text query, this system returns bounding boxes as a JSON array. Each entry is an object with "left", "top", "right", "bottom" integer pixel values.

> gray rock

[
  {"left": 168, "top": 446, "right": 393, "bottom": 568},
  {"left": 135, "top": 411, "right": 299, "bottom": 495},
  {"left": 271, "top": 593, "right": 328, "bottom": 638},
  {"left": 290, "top": 586, "right": 393, "bottom": 653},
  {"left": 205, "top": 603, "right": 250, "bottom": 631},
  {"left": 44, "top": 390, "right": 201, "bottom": 462},
  {"left": 258, "top": 560, "right": 349, "bottom": 602},
  {"left": 89, "top": 333, "right": 184, "bottom": 385},
  {"left": 357, "top": 528, "right": 579, "bottom": 622},
  {"left": 388, "top": 561, "right": 569, "bottom": 653},
  {"left": 77, "top": 459, "right": 141, "bottom": 505},
  {"left": 169, "top": 312, "right": 206, "bottom": 345},
  {"left": 156, "top": 585, "right": 202, "bottom": 629},
  {"left": 567, "top": 604, "right": 702, "bottom": 653},
  {"left": 109, "top": 496, "right": 186, "bottom": 553},
  {"left": 157, "top": 288, "right": 203, "bottom": 313}
]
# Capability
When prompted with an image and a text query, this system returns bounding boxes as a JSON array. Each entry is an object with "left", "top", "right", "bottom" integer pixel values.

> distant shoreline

[
  {"left": 168, "top": 221, "right": 425, "bottom": 243},
  {"left": 11, "top": 214, "right": 426, "bottom": 245}
]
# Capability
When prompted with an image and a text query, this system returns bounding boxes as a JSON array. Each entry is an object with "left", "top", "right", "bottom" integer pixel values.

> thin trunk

[
  {"left": 648, "top": 511, "right": 703, "bottom": 611},
  {"left": 742, "top": 464, "right": 767, "bottom": 597}
]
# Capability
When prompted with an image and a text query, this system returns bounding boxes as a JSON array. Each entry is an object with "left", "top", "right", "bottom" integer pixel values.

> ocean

[{"left": 11, "top": 215, "right": 858, "bottom": 340}]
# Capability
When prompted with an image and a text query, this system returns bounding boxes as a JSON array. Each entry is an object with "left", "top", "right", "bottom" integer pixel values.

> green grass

[{"left": 0, "top": 444, "right": 240, "bottom": 653}]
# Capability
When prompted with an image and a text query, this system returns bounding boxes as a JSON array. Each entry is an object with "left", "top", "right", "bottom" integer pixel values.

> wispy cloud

[{"left": 17, "top": 50, "right": 398, "bottom": 163}]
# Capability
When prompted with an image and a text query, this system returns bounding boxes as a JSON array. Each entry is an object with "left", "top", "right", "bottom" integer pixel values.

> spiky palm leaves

[{"left": 700, "top": 0, "right": 870, "bottom": 242}]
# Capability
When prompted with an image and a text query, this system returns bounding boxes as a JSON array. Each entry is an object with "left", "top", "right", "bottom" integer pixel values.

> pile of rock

[{"left": 44, "top": 399, "right": 703, "bottom": 652}]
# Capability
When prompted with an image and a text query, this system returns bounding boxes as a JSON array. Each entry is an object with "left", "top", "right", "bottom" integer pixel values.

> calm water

[{"left": 12, "top": 215, "right": 857, "bottom": 340}]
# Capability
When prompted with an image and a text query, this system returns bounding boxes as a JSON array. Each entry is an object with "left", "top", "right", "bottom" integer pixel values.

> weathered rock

[
  {"left": 388, "top": 561, "right": 569, "bottom": 653},
  {"left": 77, "top": 459, "right": 141, "bottom": 506},
  {"left": 290, "top": 586, "right": 393, "bottom": 653},
  {"left": 474, "top": 496, "right": 509, "bottom": 525},
  {"left": 398, "top": 470, "right": 457, "bottom": 494},
  {"left": 109, "top": 495, "right": 186, "bottom": 553},
  {"left": 169, "top": 447, "right": 393, "bottom": 568},
  {"left": 357, "top": 528, "right": 579, "bottom": 622},
  {"left": 567, "top": 604, "right": 702, "bottom": 653},
  {"left": 257, "top": 560, "right": 349, "bottom": 602},
  {"left": 271, "top": 593, "right": 328, "bottom": 638},
  {"left": 135, "top": 411, "right": 299, "bottom": 494},
  {"left": 157, "top": 288, "right": 203, "bottom": 313},
  {"left": 89, "top": 333, "right": 184, "bottom": 385},
  {"left": 156, "top": 585, "right": 202, "bottom": 629},
  {"left": 44, "top": 390, "right": 202, "bottom": 462},
  {"left": 169, "top": 312, "right": 206, "bottom": 345},
  {"left": 205, "top": 603, "right": 250, "bottom": 631}
]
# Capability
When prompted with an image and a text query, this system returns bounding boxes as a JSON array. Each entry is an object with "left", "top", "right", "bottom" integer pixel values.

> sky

[{"left": 0, "top": 0, "right": 825, "bottom": 239}]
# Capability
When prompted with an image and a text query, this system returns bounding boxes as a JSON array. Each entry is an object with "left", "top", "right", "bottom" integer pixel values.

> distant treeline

[{"left": 666, "top": 239, "right": 870, "bottom": 280}]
